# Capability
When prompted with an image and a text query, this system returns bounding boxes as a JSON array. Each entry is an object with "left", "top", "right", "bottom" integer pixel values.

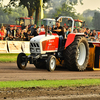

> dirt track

[
  {"left": 1, "top": 63, "right": 100, "bottom": 100},
  {"left": 0, "top": 63, "right": 100, "bottom": 81}
]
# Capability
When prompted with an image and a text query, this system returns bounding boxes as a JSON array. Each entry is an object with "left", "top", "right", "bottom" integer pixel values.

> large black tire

[
  {"left": 64, "top": 36, "right": 89, "bottom": 71},
  {"left": 46, "top": 55, "right": 56, "bottom": 71},
  {"left": 17, "top": 53, "right": 27, "bottom": 70}
]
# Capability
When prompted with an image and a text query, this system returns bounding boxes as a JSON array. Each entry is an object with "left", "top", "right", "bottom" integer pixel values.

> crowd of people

[
  {"left": 0, "top": 25, "right": 37, "bottom": 41},
  {"left": 0, "top": 22, "right": 98, "bottom": 41}
]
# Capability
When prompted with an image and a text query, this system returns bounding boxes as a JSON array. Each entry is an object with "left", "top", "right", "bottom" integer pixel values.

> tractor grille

[
  {"left": 30, "top": 42, "right": 40, "bottom": 53},
  {"left": 30, "top": 43, "right": 39, "bottom": 48}
]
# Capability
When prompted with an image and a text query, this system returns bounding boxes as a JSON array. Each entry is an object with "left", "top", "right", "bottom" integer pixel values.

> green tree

[
  {"left": 0, "top": 5, "right": 28, "bottom": 24},
  {"left": 49, "top": 3, "right": 77, "bottom": 19},
  {"left": 77, "top": 14, "right": 93, "bottom": 29},
  {"left": 82, "top": 9, "right": 99, "bottom": 17},
  {"left": 3, "top": 0, "right": 47, "bottom": 17},
  {"left": 4, "top": 15, "right": 9, "bottom": 23},
  {"left": 92, "top": 12, "right": 100, "bottom": 30},
  {"left": 46, "top": 0, "right": 83, "bottom": 8},
  {"left": 2, "top": 0, "right": 48, "bottom": 24},
  {"left": 0, "top": 15, "right": 3, "bottom": 21}
]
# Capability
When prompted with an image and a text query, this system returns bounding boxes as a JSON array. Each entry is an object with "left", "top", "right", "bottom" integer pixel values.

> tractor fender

[{"left": 65, "top": 33, "right": 85, "bottom": 48}]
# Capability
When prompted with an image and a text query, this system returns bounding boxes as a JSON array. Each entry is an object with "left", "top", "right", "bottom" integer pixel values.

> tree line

[
  {"left": 0, "top": 6, "right": 28, "bottom": 24},
  {"left": 0, "top": 0, "right": 100, "bottom": 30}
]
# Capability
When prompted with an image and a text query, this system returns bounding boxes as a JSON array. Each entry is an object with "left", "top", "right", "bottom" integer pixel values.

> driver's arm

[{"left": 53, "top": 29, "right": 61, "bottom": 32}]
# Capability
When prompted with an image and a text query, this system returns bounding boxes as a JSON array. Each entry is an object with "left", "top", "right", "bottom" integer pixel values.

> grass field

[
  {"left": 0, "top": 53, "right": 18, "bottom": 62},
  {"left": 0, "top": 53, "right": 29, "bottom": 62},
  {"left": 0, "top": 79, "right": 100, "bottom": 88}
]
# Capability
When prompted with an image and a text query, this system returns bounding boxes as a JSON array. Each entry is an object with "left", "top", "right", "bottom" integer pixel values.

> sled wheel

[
  {"left": 17, "top": 53, "right": 27, "bottom": 70},
  {"left": 46, "top": 55, "right": 56, "bottom": 71}
]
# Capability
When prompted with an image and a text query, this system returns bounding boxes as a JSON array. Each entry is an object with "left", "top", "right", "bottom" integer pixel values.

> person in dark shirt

[
  {"left": 53, "top": 21, "right": 62, "bottom": 35},
  {"left": 24, "top": 29, "right": 33, "bottom": 41},
  {"left": 52, "top": 25, "right": 55, "bottom": 31},
  {"left": 84, "top": 28, "right": 90, "bottom": 38},
  {"left": 53, "top": 21, "right": 65, "bottom": 50},
  {"left": 31, "top": 24, "right": 37, "bottom": 36},
  {"left": 7, "top": 27, "right": 13, "bottom": 40},
  {"left": 12, "top": 26, "right": 17, "bottom": 38}
]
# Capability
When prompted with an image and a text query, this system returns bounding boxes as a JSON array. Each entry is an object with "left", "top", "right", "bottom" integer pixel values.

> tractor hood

[
  {"left": 30, "top": 35, "right": 56, "bottom": 43},
  {"left": 30, "top": 35, "right": 59, "bottom": 54}
]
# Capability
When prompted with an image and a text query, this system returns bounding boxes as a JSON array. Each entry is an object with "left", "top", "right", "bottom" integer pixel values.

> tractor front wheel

[
  {"left": 46, "top": 55, "right": 56, "bottom": 71},
  {"left": 17, "top": 53, "right": 27, "bottom": 70}
]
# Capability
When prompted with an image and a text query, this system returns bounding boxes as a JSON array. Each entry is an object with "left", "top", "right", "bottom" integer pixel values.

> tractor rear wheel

[
  {"left": 17, "top": 53, "right": 27, "bottom": 70},
  {"left": 46, "top": 55, "right": 56, "bottom": 71},
  {"left": 64, "top": 36, "right": 89, "bottom": 71}
]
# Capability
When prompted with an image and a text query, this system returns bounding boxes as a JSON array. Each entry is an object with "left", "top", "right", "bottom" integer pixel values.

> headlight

[
  {"left": 30, "top": 48, "right": 35, "bottom": 52},
  {"left": 36, "top": 48, "right": 40, "bottom": 52}
]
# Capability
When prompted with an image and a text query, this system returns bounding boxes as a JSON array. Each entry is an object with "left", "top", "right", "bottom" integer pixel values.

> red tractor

[
  {"left": 67, "top": 19, "right": 85, "bottom": 28},
  {"left": 9, "top": 17, "right": 34, "bottom": 29},
  {"left": 17, "top": 16, "right": 89, "bottom": 71}
]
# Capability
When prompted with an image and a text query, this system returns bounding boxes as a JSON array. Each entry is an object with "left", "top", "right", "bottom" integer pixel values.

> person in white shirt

[{"left": 39, "top": 25, "right": 45, "bottom": 33}]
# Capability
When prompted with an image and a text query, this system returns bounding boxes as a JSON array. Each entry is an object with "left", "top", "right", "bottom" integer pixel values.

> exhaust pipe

[{"left": 45, "top": 25, "right": 48, "bottom": 36}]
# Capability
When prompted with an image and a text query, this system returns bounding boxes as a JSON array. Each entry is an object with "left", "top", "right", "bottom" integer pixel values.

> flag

[{"left": 40, "top": 0, "right": 44, "bottom": 19}]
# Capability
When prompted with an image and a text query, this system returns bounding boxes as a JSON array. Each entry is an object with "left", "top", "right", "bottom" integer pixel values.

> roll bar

[{"left": 57, "top": 16, "right": 74, "bottom": 33}]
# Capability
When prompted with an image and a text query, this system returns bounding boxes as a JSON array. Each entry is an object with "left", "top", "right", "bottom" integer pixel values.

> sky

[
  {"left": 74, "top": 0, "right": 100, "bottom": 13},
  {"left": 2, "top": 0, "right": 100, "bottom": 14}
]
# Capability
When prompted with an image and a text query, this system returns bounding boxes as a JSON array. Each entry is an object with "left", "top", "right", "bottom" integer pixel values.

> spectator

[
  {"left": 84, "top": 28, "right": 90, "bottom": 38},
  {"left": 89, "top": 30, "right": 98, "bottom": 41},
  {"left": 92, "top": 29, "right": 98, "bottom": 39},
  {"left": 39, "top": 25, "right": 45, "bottom": 32},
  {"left": 31, "top": 24, "right": 39, "bottom": 36},
  {"left": 66, "top": 28, "right": 71, "bottom": 35},
  {"left": 52, "top": 25, "right": 55, "bottom": 31},
  {"left": 81, "top": 28, "right": 84, "bottom": 33},
  {"left": 0, "top": 26, "right": 5, "bottom": 40},
  {"left": 20, "top": 30, "right": 25, "bottom": 40},
  {"left": 83, "top": 28, "right": 86, "bottom": 33},
  {"left": 4, "top": 26, "right": 7, "bottom": 38},
  {"left": 61, "top": 26, "right": 67, "bottom": 39},
  {"left": 15, "top": 29, "right": 21, "bottom": 40},
  {"left": 7, "top": 27, "right": 13, "bottom": 40},
  {"left": 23, "top": 26, "right": 28, "bottom": 40},
  {"left": 25, "top": 25, "right": 28, "bottom": 31},
  {"left": 31, "top": 24, "right": 37, "bottom": 35},
  {"left": 24, "top": 29, "right": 33, "bottom": 41},
  {"left": 48, "top": 26, "right": 52, "bottom": 34},
  {"left": 89, "top": 31, "right": 93, "bottom": 37},
  {"left": 36, "top": 26, "right": 40, "bottom": 35},
  {"left": 12, "top": 26, "right": 17, "bottom": 38},
  {"left": 77, "top": 28, "right": 82, "bottom": 33},
  {"left": 23, "top": 25, "right": 28, "bottom": 34},
  {"left": 73, "top": 28, "right": 78, "bottom": 33}
]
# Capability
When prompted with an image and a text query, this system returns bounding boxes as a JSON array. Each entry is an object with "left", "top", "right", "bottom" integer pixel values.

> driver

[
  {"left": 53, "top": 21, "right": 62, "bottom": 35},
  {"left": 53, "top": 21, "right": 65, "bottom": 51}
]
